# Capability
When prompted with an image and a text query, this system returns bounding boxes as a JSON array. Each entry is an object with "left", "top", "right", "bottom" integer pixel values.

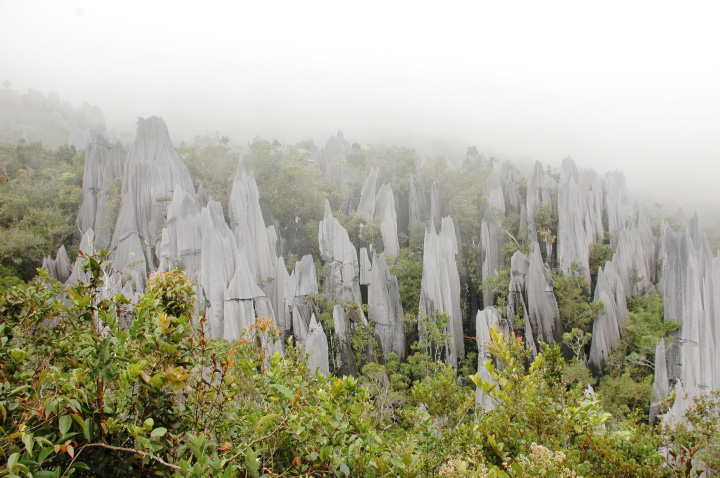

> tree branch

[{"left": 79, "top": 443, "right": 181, "bottom": 471}]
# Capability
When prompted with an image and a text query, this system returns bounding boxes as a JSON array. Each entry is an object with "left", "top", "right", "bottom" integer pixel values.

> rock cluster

[{"left": 653, "top": 216, "right": 720, "bottom": 424}]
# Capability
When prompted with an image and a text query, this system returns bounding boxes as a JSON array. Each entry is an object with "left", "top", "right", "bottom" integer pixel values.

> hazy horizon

[{"left": 2, "top": 1, "right": 719, "bottom": 222}]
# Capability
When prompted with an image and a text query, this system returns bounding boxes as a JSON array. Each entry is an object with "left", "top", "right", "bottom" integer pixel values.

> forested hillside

[{"left": 1, "top": 113, "right": 719, "bottom": 476}]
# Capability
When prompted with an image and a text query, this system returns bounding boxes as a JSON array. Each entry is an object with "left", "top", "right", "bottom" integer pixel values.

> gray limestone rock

[
  {"left": 332, "top": 305, "right": 358, "bottom": 376},
  {"left": 557, "top": 158, "right": 604, "bottom": 287},
  {"left": 610, "top": 207, "right": 657, "bottom": 296},
  {"left": 367, "top": 253, "right": 406, "bottom": 360},
  {"left": 418, "top": 217, "right": 463, "bottom": 367},
  {"left": 228, "top": 163, "right": 277, "bottom": 287},
  {"left": 270, "top": 256, "right": 295, "bottom": 335},
  {"left": 42, "top": 245, "right": 72, "bottom": 284},
  {"left": 506, "top": 250, "right": 537, "bottom": 355},
  {"left": 318, "top": 201, "right": 362, "bottom": 304},
  {"left": 294, "top": 254, "right": 319, "bottom": 298},
  {"left": 429, "top": 182, "right": 441, "bottom": 230},
  {"left": 525, "top": 244, "right": 564, "bottom": 348},
  {"left": 479, "top": 218, "right": 502, "bottom": 308},
  {"left": 499, "top": 162, "right": 523, "bottom": 212},
  {"left": 655, "top": 216, "right": 720, "bottom": 425},
  {"left": 375, "top": 184, "right": 400, "bottom": 259},
  {"left": 650, "top": 337, "right": 670, "bottom": 423},
  {"left": 111, "top": 117, "right": 196, "bottom": 290},
  {"left": 358, "top": 167, "right": 378, "bottom": 222},
  {"left": 604, "top": 171, "right": 633, "bottom": 247},
  {"left": 322, "top": 130, "right": 351, "bottom": 169},
  {"left": 306, "top": 314, "right": 330, "bottom": 375},
  {"left": 526, "top": 161, "right": 557, "bottom": 262},
  {"left": 76, "top": 134, "right": 127, "bottom": 250},
  {"left": 359, "top": 248, "right": 372, "bottom": 286},
  {"left": 475, "top": 306, "right": 510, "bottom": 410},
  {"left": 66, "top": 229, "right": 97, "bottom": 286},
  {"left": 588, "top": 261, "right": 628, "bottom": 370},
  {"left": 156, "top": 186, "right": 202, "bottom": 275}
]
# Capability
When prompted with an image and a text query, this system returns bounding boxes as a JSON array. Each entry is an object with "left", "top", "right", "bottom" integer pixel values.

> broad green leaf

[
  {"left": 59, "top": 415, "right": 72, "bottom": 436},
  {"left": 270, "top": 383, "right": 293, "bottom": 399},
  {"left": 151, "top": 427, "right": 167, "bottom": 438}
]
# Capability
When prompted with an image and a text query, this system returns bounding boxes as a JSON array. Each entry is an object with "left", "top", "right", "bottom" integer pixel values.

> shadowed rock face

[
  {"left": 654, "top": 216, "right": 720, "bottom": 425},
  {"left": 368, "top": 253, "right": 406, "bottom": 360},
  {"left": 419, "top": 217, "right": 463, "bottom": 367},
  {"left": 333, "top": 305, "right": 358, "bottom": 376},
  {"left": 76, "top": 134, "right": 127, "bottom": 250}
]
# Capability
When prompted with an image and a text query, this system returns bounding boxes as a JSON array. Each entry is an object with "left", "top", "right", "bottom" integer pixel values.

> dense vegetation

[
  {"left": 1, "top": 134, "right": 719, "bottom": 476},
  {"left": 1, "top": 260, "right": 718, "bottom": 477},
  {"left": 0, "top": 141, "right": 84, "bottom": 284}
]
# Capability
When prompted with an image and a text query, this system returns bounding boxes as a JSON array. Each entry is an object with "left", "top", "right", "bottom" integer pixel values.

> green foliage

[
  {"left": 588, "top": 242, "right": 613, "bottom": 287},
  {"left": 243, "top": 137, "right": 334, "bottom": 225},
  {"left": 471, "top": 327, "right": 667, "bottom": 477},
  {"left": 176, "top": 134, "right": 240, "bottom": 218},
  {"left": 535, "top": 202, "right": 557, "bottom": 245},
  {"left": 662, "top": 391, "right": 720, "bottom": 476},
  {"left": 0, "top": 141, "right": 84, "bottom": 280},
  {"left": 599, "top": 294, "right": 679, "bottom": 423},
  {"left": 552, "top": 269, "right": 603, "bottom": 333},
  {"left": 389, "top": 248, "right": 423, "bottom": 316}
]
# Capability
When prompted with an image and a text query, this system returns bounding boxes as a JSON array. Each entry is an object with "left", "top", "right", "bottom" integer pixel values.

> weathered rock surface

[
  {"left": 318, "top": 201, "right": 362, "bottom": 304},
  {"left": 557, "top": 158, "right": 604, "bottom": 287},
  {"left": 76, "top": 135, "right": 127, "bottom": 249},
  {"left": 358, "top": 167, "right": 378, "bottom": 222},
  {"left": 475, "top": 306, "right": 509, "bottom": 410},
  {"left": 228, "top": 164, "right": 277, "bottom": 287},
  {"left": 507, "top": 244, "right": 563, "bottom": 356},
  {"left": 419, "top": 217, "right": 463, "bottom": 367},
  {"left": 654, "top": 216, "right": 720, "bottom": 424},
  {"left": 611, "top": 207, "right": 657, "bottom": 295},
  {"left": 359, "top": 248, "right": 372, "bottom": 286},
  {"left": 588, "top": 261, "right": 628, "bottom": 370},
  {"left": 367, "top": 253, "right": 406, "bottom": 360},
  {"left": 429, "top": 182, "right": 441, "bottom": 230},
  {"left": 306, "top": 314, "right": 330, "bottom": 375},
  {"left": 526, "top": 161, "right": 557, "bottom": 262},
  {"left": 42, "top": 245, "right": 72, "bottom": 284},
  {"left": 332, "top": 305, "right": 359, "bottom": 376},
  {"left": 375, "top": 184, "right": 400, "bottom": 259},
  {"left": 479, "top": 168, "right": 505, "bottom": 308},
  {"left": 110, "top": 117, "right": 196, "bottom": 290},
  {"left": 604, "top": 171, "right": 633, "bottom": 247}
]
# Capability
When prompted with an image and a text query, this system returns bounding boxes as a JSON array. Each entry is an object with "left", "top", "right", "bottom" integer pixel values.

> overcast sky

[{"left": 2, "top": 1, "right": 719, "bottom": 220}]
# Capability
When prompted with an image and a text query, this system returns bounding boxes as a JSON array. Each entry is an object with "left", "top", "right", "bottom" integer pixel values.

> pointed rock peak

[
  {"left": 560, "top": 157, "right": 578, "bottom": 176},
  {"left": 79, "top": 228, "right": 95, "bottom": 256},
  {"left": 337, "top": 130, "right": 344, "bottom": 140},
  {"left": 324, "top": 199, "right": 333, "bottom": 218}
]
